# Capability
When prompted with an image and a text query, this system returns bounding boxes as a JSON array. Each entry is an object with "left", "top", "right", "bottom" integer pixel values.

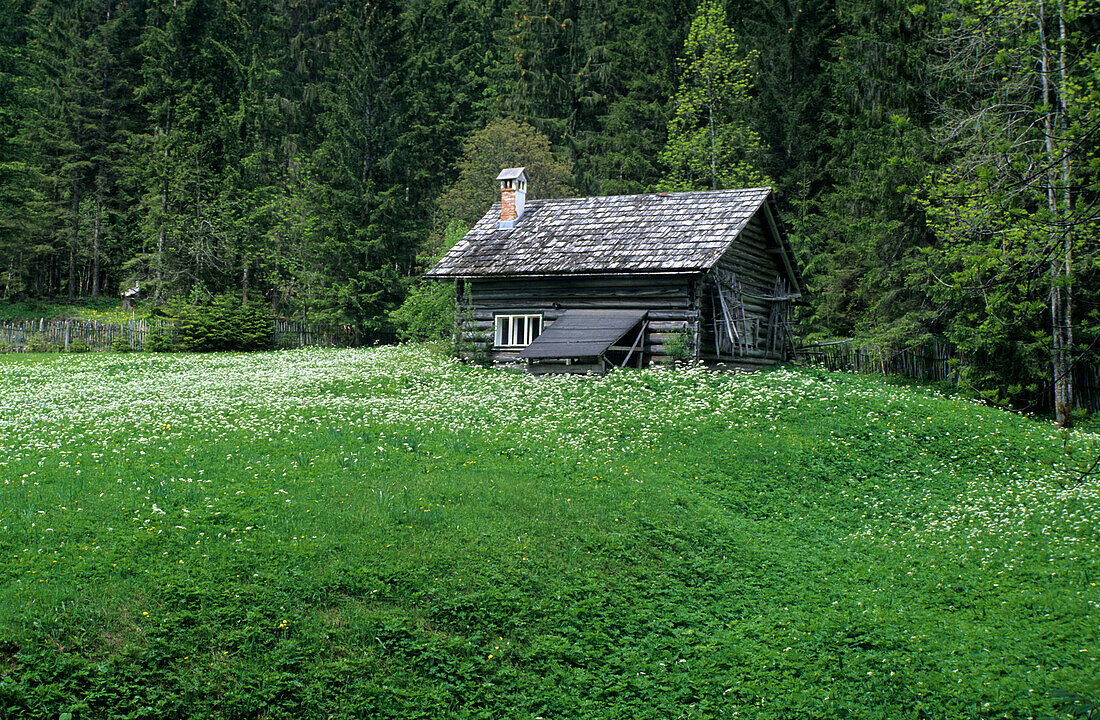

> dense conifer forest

[{"left": 0, "top": 0, "right": 1097, "bottom": 419}]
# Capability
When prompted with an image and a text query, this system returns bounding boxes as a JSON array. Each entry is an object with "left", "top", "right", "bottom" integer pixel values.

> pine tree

[
  {"left": 738, "top": 0, "right": 836, "bottom": 199},
  {"left": 132, "top": 0, "right": 247, "bottom": 302},
  {"left": 582, "top": 0, "right": 694, "bottom": 195},
  {"left": 798, "top": 0, "right": 937, "bottom": 344},
  {"left": 0, "top": 0, "right": 44, "bottom": 298}
]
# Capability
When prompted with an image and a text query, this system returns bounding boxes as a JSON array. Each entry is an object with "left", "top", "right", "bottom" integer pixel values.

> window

[{"left": 495, "top": 314, "right": 542, "bottom": 348}]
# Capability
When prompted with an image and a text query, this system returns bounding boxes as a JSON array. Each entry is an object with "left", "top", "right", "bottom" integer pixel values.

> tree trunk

[
  {"left": 1057, "top": 0, "right": 1074, "bottom": 427},
  {"left": 708, "top": 95, "right": 717, "bottom": 190},
  {"left": 68, "top": 243, "right": 76, "bottom": 300},
  {"left": 68, "top": 183, "right": 80, "bottom": 300},
  {"left": 1039, "top": 0, "right": 1073, "bottom": 427},
  {"left": 92, "top": 171, "right": 102, "bottom": 298},
  {"left": 155, "top": 226, "right": 165, "bottom": 305},
  {"left": 155, "top": 138, "right": 169, "bottom": 306}
]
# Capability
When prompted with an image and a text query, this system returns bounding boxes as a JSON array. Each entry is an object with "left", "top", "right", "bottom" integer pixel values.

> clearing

[{"left": 0, "top": 346, "right": 1096, "bottom": 719}]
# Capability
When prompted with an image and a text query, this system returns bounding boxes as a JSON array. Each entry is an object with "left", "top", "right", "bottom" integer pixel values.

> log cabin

[{"left": 425, "top": 168, "right": 806, "bottom": 374}]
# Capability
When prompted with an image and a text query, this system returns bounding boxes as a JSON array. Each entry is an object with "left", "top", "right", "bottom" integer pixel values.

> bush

[
  {"left": 174, "top": 296, "right": 274, "bottom": 352},
  {"left": 389, "top": 281, "right": 455, "bottom": 343},
  {"left": 144, "top": 325, "right": 174, "bottom": 352},
  {"left": 664, "top": 327, "right": 692, "bottom": 361},
  {"left": 110, "top": 335, "right": 135, "bottom": 353},
  {"left": 27, "top": 333, "right": 47, "bottom": 353},
  {"left": 68, "top": 340, "right": 90, "bottom": 353}
]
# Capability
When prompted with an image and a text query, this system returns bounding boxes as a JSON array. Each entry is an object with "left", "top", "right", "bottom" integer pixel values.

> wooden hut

[{"left": 426, "top": 168, "right": 806, "bottom": 373}]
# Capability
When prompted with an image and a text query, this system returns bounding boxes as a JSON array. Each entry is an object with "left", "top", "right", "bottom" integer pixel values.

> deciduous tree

[
  {"left": 660, "top": 0, "right": 766, "bottom": 190},
  {"left": 435, "top": 117, "right": 574, "bottom": 235},
  {"left": 920, "top": 0, "right": 1099, "bottom": 425}
]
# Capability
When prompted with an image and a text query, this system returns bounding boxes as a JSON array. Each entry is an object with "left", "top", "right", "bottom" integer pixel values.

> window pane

[
  {"left": 529, "top": 316, "right": 541, "bottom": 342},
  {"left": 513, "top": 316, "right": 526, "bottom": 346}
]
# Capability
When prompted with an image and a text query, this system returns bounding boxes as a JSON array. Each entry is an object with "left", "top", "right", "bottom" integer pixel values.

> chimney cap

[{"left": 496, "top": 167, "right": 527, "bottom": 181}]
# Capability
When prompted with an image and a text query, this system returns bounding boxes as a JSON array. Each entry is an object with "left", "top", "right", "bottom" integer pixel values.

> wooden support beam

[{"left": 620, "top": 320, "right": 647, "bottom": 368}]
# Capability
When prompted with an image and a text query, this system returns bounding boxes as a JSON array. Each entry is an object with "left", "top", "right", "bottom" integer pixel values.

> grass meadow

[{"left": 0, "top": 346, "right": 1097, "bottom": 719}]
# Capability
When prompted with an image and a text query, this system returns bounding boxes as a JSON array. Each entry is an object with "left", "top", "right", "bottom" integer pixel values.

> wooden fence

[
  {"left": 1, "top": 317, "right": 356, "bottom": 352},
  {"left": 794, "top": 338, "right": 1100, "bottom": 413},
  {"left": 0, "top": 317, "right": 178, "bottom": 352},
  {"left": 273, "top": 319, "right": 357, "bottom": 348},
  {"left": 794, "top": 339, "right": 957, "bottom": 383}
]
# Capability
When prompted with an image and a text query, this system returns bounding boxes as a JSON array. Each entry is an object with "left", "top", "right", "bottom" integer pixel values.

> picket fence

[
  {"left": 794, "top": 339, "right": 957, "bottom": 383},
  {"left": 794, "top": 338, "right": 1100, "bottom": 413},
  {"left": 0, "top": 317, "right": 356, "bottom": 352},
  {"left": 272, "top": 319, "right": 357, "bottom": 349}
]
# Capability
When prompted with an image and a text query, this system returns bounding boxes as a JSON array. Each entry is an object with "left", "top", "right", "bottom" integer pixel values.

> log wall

[
  {"left": 453, "top": 213, "right": 798, "bottom": 372},
  {"left": 458, "top": 274, "right": 699, "bottom": 366},
  {"left": 699, "top": 213, "right": 792, "bottom": 365}
]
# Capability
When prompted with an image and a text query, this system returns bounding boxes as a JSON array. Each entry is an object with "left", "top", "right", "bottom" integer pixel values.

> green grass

[{"left": 0, "top": 347, "right": 1097, "bottom": 719}]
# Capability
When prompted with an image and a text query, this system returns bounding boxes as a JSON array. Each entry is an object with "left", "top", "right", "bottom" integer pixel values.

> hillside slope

[{"left": 0, "top": 346, "right": 1097, "bottom": 719}]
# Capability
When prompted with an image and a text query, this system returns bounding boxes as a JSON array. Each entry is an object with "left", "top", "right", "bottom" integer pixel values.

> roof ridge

[
  {"left": 522, "top": 186, "right": 773, "bottom": 205},
  {"left": 426, "top": 186, "right": 781, "bottom": 279}
]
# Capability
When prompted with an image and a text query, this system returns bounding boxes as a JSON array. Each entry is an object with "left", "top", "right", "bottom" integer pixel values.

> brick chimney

[{"left": 496, "top": 167, "right": 527, "bottom": 229}]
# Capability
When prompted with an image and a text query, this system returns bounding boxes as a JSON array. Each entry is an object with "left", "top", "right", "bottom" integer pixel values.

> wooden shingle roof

[{"left": 426, "top": 187, "right": 779, "bottom": 278}]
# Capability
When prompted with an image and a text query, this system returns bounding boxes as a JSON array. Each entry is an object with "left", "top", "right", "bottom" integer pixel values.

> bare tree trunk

[
  {"left": 68, "top": 243, "right": 77, "bottom": 300},
  {"left": 1039, "top": 0, "right": 1073, "bottom": 427},
  {"left": 68, "top": 186, "right": 80, "bottom": 301},
  {"left": 92, "top": 170, "right": 102, "bottom": 298},
  {"left": 155, "top": 138, "right": 169, "bottom": 306},
  {"left": 155, "top": 225, "right": 165, "bottom": 305},
  {"left": 1058, "top": 0, "right": 1074, "bottom": 425},
  {"left": 708, "top": 98, "right": 717, "bottom": 190}
]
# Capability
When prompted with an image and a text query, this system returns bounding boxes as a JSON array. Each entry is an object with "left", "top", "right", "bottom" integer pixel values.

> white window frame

[{"left": 494, "top": 313, "right": 543, "bottom": 348}]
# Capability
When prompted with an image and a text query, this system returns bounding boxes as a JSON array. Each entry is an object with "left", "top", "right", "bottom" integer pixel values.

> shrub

[
  {"left": 144, "top": 325, "right": 174, "bottom": 352},
  {"left": 664, "top": 327, "right": 692, "bottom": 361},
  {"left": 174, "top": 296, "right": 274, "bottom": 352},
  {"left": 110, "top": 335, "right": 135, "bottom": 353},
  {"left": 68, "top": 340, "right": 90, "bottom": 353},
  {"left": 389, "top": 281, "right": 455, "bottom": 343},
  {"left": 27, "top": 333, "right": 47, "bottom": 353}
]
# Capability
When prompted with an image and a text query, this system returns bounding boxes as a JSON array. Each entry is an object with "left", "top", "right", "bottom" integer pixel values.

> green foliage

[
  {"left": 393, "top": 221, "right": 466, "bottom": 343},
  {"left": 390, "top": 282, "right": 456, "bottom": 343},
  {"left": 0, "top": 347, "right": 1097, "bottom": 717},
  {"left": 172, "top": 296, "right": 274, "bottom": 352},
  {"left": 800, "top": 113, "right": 934, "bottom": 344},
  {"left": 659, "top": 0, "right": 768, "bottom": 190},
  {"left": 434, "top": 118, "right": 574, "bottom": 234},
  {"left": 0, "top": 298, "right": 138, "bottom": 322},
  {"left": 913, "top": 0, "right": 1100, "bottom": 414},
  {"left": 789, "top": 0, "right": 938, "bottom": 349},
  {"left": 0, "top": 300, "right": 65, "bottom": 322},
  {"left": 143, "top": 324, "right": 173, "bottom": 353},
  {"left": 108, "top": 335, "right": 134, "bottom": 353},
  {"left": 579, "top": 0, "right": 694, "bottom": 196},
  {"left": 663, "top": 327, "right": 692, "bottom": 361},
  {"left": 2, "top": 0, "right": 1098, "bottom": 411},
  {"left": 24, "top": 333, "right": 46, "bottom": 353}
]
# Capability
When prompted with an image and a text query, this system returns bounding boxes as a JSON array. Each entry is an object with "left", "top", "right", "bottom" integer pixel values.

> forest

[{"left": 0, "top": 0, "right": 1097, "bottom": 422}]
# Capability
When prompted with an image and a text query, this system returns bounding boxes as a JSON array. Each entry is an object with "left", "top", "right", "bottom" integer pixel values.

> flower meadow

[{"left": 0, "top": 346, "right": 1096, "bottom": 719}]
